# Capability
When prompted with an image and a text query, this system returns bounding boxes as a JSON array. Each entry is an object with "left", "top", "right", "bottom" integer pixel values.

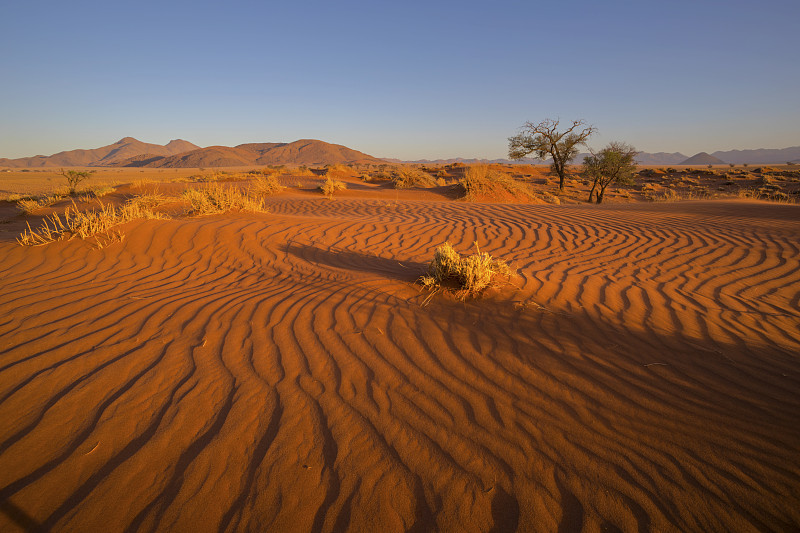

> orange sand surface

[{"left": 1, "top": 194, "right": 799, "bottom": 531}]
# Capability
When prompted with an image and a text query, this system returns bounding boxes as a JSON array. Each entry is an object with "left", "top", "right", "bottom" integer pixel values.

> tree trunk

[
  {"left": 588, "top": 180, "right": 598, "bottom": 203},
  {"left": 597, "top": 184, "right": 607, "bottom": 204}
]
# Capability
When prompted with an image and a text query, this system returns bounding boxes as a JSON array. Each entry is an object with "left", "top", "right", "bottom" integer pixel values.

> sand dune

[{"left": 1, "top": 195, "right": 799, "bottom": 531}]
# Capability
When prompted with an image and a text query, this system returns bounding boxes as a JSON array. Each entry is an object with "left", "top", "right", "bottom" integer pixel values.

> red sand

[{"left": 1, "top": 194, "right": 799, "bottom": 531}]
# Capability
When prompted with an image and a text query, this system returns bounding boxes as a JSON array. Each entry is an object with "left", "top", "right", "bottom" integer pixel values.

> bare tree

[
  {"left": 584, "top": 142, "right": 638, "bottom": 204},
  {"left": 508, "top": 118, "right": 596, "bottom": 191}
]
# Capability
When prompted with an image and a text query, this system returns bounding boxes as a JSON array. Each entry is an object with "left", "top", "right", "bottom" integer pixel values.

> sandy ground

[{"left": 1, "top": 187, "right": 799, "bottom": 531}]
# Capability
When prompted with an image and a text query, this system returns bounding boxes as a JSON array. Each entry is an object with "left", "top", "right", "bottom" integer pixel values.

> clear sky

[{"left": 1, "top": 0, "right": 798, "bottom": 160}]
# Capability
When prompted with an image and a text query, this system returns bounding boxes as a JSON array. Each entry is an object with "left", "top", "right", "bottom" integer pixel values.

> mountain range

[
  {"left": 386, "top": 147, "right": 800, "bottom": 166},
  {"left": 0, "top": 138, "right": 380, "bottom": 168},
  {"left": 2, "top": 138, "right": 798, "bottom": 168}
]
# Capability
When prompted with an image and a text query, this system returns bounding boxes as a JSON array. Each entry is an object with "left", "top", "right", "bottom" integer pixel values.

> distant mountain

[
  {"left": 119, "top": 139, "right": 380, "bottom": 167},
  {"left": 711, "top": 146, "right": 800, "bottom": 165},
  {"left": 0, "top": 137, "right": 200, "bottom": 168},
  {"left": 680, "top": 152, "right": 727, "bottom": 165},
  {"left": 385, "top": 152, "right": 691, "bottom": 166},
  {"left": 634, "top": 152, "right": 688, "bottom": 165}
]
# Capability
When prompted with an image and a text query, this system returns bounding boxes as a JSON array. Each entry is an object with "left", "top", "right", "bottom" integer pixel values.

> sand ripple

[{"left": 1, "top": 199, "right": 799, "bottom": 531}]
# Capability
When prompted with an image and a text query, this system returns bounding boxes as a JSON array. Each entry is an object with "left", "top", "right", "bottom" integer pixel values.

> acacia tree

[
  {"left": 60, "top": 168, "right": 95, "bottom": 195},
  {"left": 508, "top": 118, "right": 596, "bottom": 191},
  {"left": 583, "top": 142, "right": 638, "bottom": 204}
]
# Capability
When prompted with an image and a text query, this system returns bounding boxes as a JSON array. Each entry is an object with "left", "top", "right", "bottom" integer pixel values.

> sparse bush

[
  {"left": 391, "top": 167, "right": 439, "bottom": 189},
  {"left": 419, "top": 242, "right": 514, "bottom": 299},
  {"left": 183, "top": 184, "right": 267, "bottom": 215},
  {"left": 460, "top": 164, "right": 537, "bottom": 202},
  {"left": 319, "top": 177, "right": 347, "bottom": 198}
]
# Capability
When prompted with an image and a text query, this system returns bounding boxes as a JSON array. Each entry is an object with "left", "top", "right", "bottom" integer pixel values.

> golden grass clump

[
  {"left": 250, "top": 174, "right": 284, "bottom": 196},
  {"left": 17, "top": 199, "right": 164, "bottom": 247},
  {"left": 324, "top": 164, "right": 353, "bottom": 179},
  {"left": 391, "top": 167, "right": 439, "bottom": 189},
  {"left": 183, "top": 184, "right": 267, "bottom": 215},
  {"left": 319, "top": 177, "right": 347, "bottom": 198},
  {"left": 419, "top": 241, "right": 514, "bottom": 299},
  {"left": 15, "top": 193, "right": 66, "bottom": 214},
  {"left": 460, "top": 164, "right": 537, "bottom": 202}
]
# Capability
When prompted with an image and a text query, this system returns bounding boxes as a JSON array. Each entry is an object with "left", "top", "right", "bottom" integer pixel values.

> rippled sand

[{"left": 1, "top": 195, "right": 799, "bottom": 531}]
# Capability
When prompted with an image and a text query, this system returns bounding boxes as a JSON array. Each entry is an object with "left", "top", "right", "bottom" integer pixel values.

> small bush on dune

[
  {"left": 183, "top": 184, "right": 267, "bottom": 215},
  {"left": 319, "top": 177, "right": 347, "bottom": 198},
  {"left": 391, "top": 167, "right": 439, "bottom": 189},
  {"left": 419, "top": 241, "right": 515, "bottom": 299},
  {"left": 460, "top": 164, "right": 538, "bottom": 202}
]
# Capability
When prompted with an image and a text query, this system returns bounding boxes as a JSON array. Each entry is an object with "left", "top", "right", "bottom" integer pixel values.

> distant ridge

[
  {"left": 117, "top": 139, "right": 381, "bottom": 167},
  {"left": 680, "top": 152, "right": 726, "bottom": 165},
  {"left": 0, "top": 137, "right": 199, "bottom": 168}
]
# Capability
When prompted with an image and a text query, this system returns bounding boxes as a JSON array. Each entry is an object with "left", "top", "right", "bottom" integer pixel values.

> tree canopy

[
  {"left": 508, "top": 119, "right": 596, "bottom": 191},
  {"left": 583, "top": 142, "right": 638, "bottom": 204}
]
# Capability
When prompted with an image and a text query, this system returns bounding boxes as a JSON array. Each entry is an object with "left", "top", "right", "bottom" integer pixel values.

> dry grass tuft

[
  {"left": 324, "top": 164, "right": 353, "bottom": 180},
  {"left": 183, "top": 184, "right": 267, "bottom": 215},
  {"left": 391, "top": 167, "right": 439, "bottom": 189},
  {"left": 419, "top": 241, "right": 515, "bottom": 300},
  {"left": 15, "top": 193, "right": 66, "bottom": 214},
  {"left": 319, "top": 177, "right": 347, "bottom": 198},
  {"left": 250, "top": 174, "right": 284, "bottom": 196},
  {"left": 17, "top": 199, "right": 164, "bottom": 247},
  {"left": 460, "top": 165, "right": 538, "bottom": 202}
]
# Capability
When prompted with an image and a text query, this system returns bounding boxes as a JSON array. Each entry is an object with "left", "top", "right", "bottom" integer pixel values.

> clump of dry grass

[
  {"left": 15, "top": 193, "right": 66, "bottom": 214},
  {"left": 250, "top": 174, "right": 284, "bottom": 196},
  {"left": 419, "top": 241, "right": 514, "bottom": 300},
  {"left": 391, "top": 167, "right": 439, "bottom": 189},
  {"left": 17, "top": 199, "right": 164, "bottom": 247},
  {"left": 183, "top": 184, "right": 267, "bottom": 215},
  {"left": 324, "top": 164, "right": 353, "bottom": 179},
  {"left": 460, "top": 165, "right": 538, "bottom": 202},
  {"left": 319, "top": 177, "right": 347, "bottom": 198}
]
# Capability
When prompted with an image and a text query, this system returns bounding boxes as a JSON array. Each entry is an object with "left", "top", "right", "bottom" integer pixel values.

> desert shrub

[
  {"left": 183, "top": 184, "right": 267, "bottom": 215},
  {"left": 319, "top": 177, "right": 347, "bottom": 198},
  {"left": 250, "top": 174, "right": 284, "bottom": 196},
  {"left": 391, "top": 167, "right": 439, "bottom": 189},
  {"left": 17, "top": 199, "right": 164, "bottom": 247},
  {"left": 419, "top": 242, "right": 514, "bottom": 299},
  {"left": 459, "top": 164, "right": 537, "bottom": 202}
]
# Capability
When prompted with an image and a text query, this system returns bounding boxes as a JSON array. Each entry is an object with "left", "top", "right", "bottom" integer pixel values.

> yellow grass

[
  {"left": 419, "top": 241, "right": 514, "bottom": 299},
  {"left": 17, "top": 199, "right": 164, "bottom": 247},
  {"left": 183, "top": 184, "right": 268, "bottom": 215}
]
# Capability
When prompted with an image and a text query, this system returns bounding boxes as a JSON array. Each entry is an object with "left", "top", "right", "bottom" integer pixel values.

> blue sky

[{"left": 1, "top": 0, "right": 798, "bottom": 160}]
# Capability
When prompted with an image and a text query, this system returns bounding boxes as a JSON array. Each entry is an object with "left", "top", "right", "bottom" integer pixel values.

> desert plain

[{"left": 1, "top": 163, "right": 799, "bottom": 532}]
